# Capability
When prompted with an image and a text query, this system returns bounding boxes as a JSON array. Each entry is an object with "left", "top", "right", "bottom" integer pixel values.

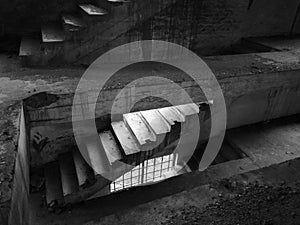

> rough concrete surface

[
  {"left": 85, "top": 158, "right": 300, "bottom": 225},
  {"left": 0, "top": 101, "right": 20, "bottom": 224},
  {"left": 26, "top": 113, "right": 300, "bottom": 225},
  {"left": 0, "top": 45, "right": 299, "bottom": 224}
]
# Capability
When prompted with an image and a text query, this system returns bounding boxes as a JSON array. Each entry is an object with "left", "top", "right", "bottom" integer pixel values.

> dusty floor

[
  {"left": 162, "top": 181, "right": 300, "bottom": 225},
  {"left": 84, "top": 158, "right": 300, "bottom": 225}
]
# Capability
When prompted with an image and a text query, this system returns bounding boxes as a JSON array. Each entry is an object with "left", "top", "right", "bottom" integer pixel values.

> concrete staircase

[
  {"left": 18, "top": 0, "right": 174, "bottom": 66},
  {"left": 36, "top": 103, "right": 202, "bottom": 211}
]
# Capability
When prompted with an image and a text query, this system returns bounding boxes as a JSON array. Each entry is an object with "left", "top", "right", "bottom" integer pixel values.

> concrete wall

[
  {"left": 8, "top": 105, "right": 30, "bottom": 225},
  {"left": 149, "top": 0, "right": 300, "bottom": 54},
  {"left": 1, "top": 0, "right": 298, "bottom": 63},
  {"left": 0, "top": 0, "right": 76, "bottom": 36},
  {"left": 241, "top": 0, "right": 299, "bottom": 36},
  {"left": 23, "top": 51, "right": 300, "bottom": 167},
  {"left": 74, "top": 0, "right": 300, "bottom": 64}
]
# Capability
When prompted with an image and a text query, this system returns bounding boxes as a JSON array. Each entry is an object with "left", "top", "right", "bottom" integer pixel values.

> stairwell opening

[{"left": 7, "top": 90, "right": 248, "bottom": 224}]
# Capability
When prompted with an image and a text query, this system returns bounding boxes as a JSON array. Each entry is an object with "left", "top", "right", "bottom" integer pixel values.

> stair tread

[
  {"left": 62, "top": 14, "right": 86, "bottom": 27},
  {"left": 140, "top": 109, "right": 171, "bottom": 135},
  {"left": 99, "top": 130, "right": 122, "bottom": 164},
  {"left": 59, "top": 153, "right": 79, "bottom": 196},
  {"left": 44, "top": 162, "right": 64, "bottom": 206},
  {"left": 73, "top": 150, "right": 95, "bottom": 188},
  {"left": 19, "top": 38, "right": 40, "bottom": 56},
  {"left": 158, "top": 107, "right": 185, "bottom": 125},
  {"left": 175, "top": 103, "right": 199, "bottom": 116},
  {"left": 111, "top": 121, "right": 140, "bottom": 155},
  {"left": 42, "top": 24, "right": 65, "bottom": 43},
  {"left": 123, "top": 112, "right": 157, "bottom": 146},
  {"left": 79, "top": 4, "right": 107, "bottom": 15}
]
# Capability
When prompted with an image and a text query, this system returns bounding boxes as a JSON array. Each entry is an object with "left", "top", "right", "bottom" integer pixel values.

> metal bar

[
  {"left": 153, "top": 158, "right": 156, "bottom": 180},
  {"left": 145, "top": 159, "right": 148, "bottom": 182},
  {"left": 122, "top": 173, "right": 125, "bottom": 189},
  {"left": 160, "top": 156, "right": 164, "bottom": 177},
  {"left": 138, "top": 164, "right": 141, "bottom": 184},
  {"left": 168, "top": 154, "right": 172, "bottom": 171},
  {"left": 130, "top": 169, "right": 133, "bottom": 186}
]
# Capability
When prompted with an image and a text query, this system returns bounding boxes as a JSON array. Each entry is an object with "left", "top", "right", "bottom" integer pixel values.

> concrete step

[
  {"left": 78, "top": 4, "right": 108, "bottom": 16},
  {"left": 111, "top": 121, "right": 140, "bottom": 156},
  {"left": 19, "top": 38, "right": 41, "bottom": 56},
  {"left": 158, "top": 106, "right": 186, "bottom": 125},
  {"left": 123, "top": 112, "right": 157, "bottom": 151},
  {"left": 42, "top": 23, "right": 65, "bottom": 43},
  {"left": 175, "top": 104, "right": 199, "bottom": 117},
  {"left": 78, "top": 3, "right": 109, "bottom": 26},
  {"left": 62, "top": 14, "right": 86, "bottom": 32},
  {"left": 99, "top": 130, "right": 123, "bottom": 164},
  {"left": 59, "top": 153, "right": 79, "bottom": 196},
  {"left": 139, "top": 109, "right": 171, "bottom": 152},
  {"left": 157, "top": 106, "right": 184, "bottom": 145},
  {"left": 175, "top": 103, "right": 200, "bottom": 131},
  {"left": 44, "top": 162, "right": 64, "bottom": 208},
  {"left": 73, "top": 150, "right": 96, "bottom": 189},
  {"left": 19, "top": 37, "right": 44, "bottom": 66},
  {"left": 139, "top": 109, "right": 171, "bottom": 135},
  {"left": 19, "top": 31, "right": 65, "bottom": 66},
  {"left": 85, "top": 135, "right": 111, "bottom": 175}
]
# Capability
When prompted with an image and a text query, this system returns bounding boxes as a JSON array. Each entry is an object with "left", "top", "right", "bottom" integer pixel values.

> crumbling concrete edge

[{"left": 8, "top": 103, "right": 30, "bottom": 225}]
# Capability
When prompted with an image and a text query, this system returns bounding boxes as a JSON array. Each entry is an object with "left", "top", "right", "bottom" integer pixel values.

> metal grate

[{"left": 110, "top": 154, "right": 175, "bottom": 192}]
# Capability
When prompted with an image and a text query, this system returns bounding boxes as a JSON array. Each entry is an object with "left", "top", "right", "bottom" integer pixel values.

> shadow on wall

[
  {"left": 241, "top": 0, "right": 300, "bottom": 36},
  {"left": 0, "top": 0, "right": 76, "bottom": 36},
  {"left": 151, "top": 0, "right": 300, "bottom": 55}
]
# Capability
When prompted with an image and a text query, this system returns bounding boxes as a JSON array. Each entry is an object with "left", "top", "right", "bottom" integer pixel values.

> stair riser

[
  {"left": 45, "top": 162, "right": 64, "bottom": 207},
  {"left": 73, "top": 150, "right": 96, "bottom": 189},
  {"left": 79, "top": 8, "right": 109, "bottom": 25},
  {"left": 62, "top": 24, "right": 86, "bottom": 40},
  {"left": 59, "top": 154, "right": 80, "bottom": 196},
  {"left": 21, "top": 42, "right": 65, "bottom": 66}
]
